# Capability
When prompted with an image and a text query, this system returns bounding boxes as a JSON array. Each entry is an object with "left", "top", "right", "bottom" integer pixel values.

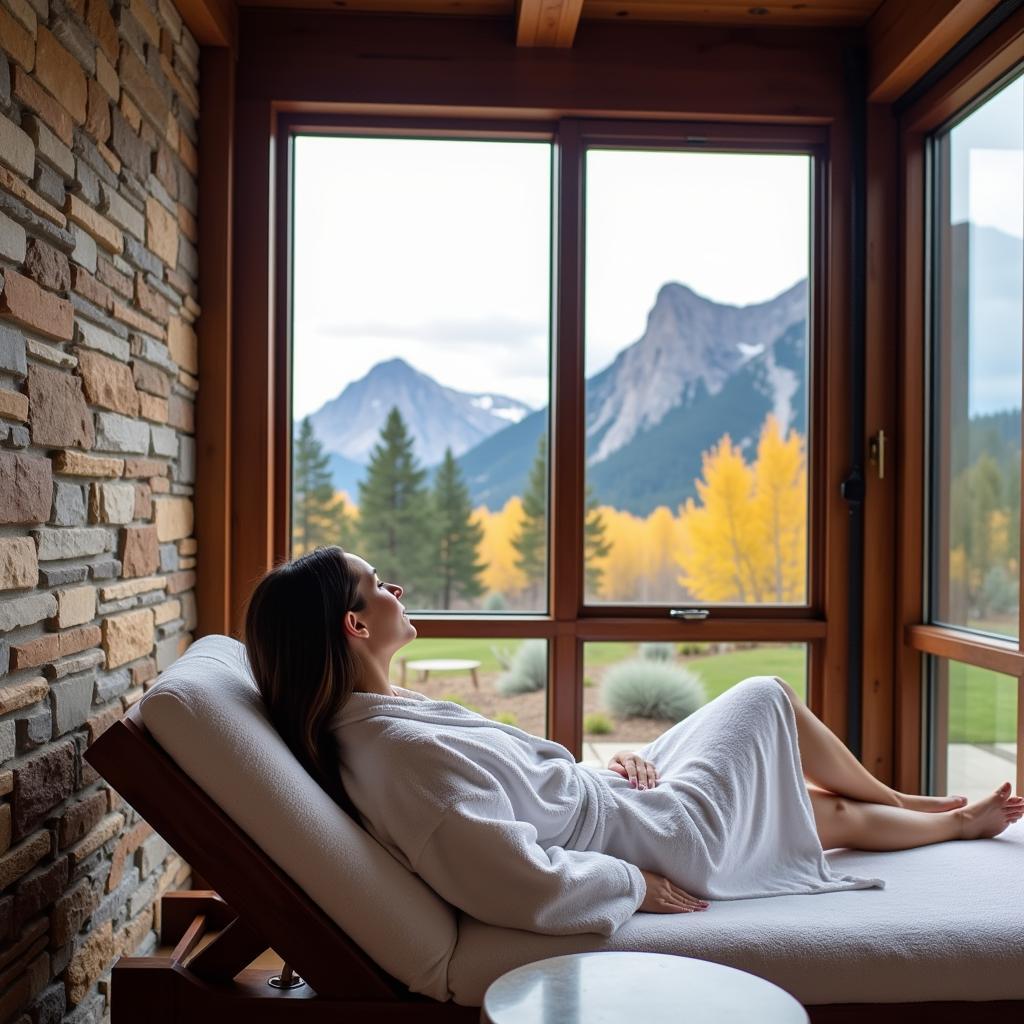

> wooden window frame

[
  {"left": 895, "top": 7, "right": 1024, "bottom": 795},
  {"left": 230, "top": 11, "right": 863, "bottom": 758}
]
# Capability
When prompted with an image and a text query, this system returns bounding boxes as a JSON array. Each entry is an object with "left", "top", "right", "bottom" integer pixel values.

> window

[{"left": 282, "top": 118, "right": 839, "bottom": 755}]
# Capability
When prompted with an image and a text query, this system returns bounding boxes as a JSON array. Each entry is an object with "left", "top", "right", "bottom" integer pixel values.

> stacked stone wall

[{"left": 0, "top": 1, "right": 198, "bottom": 1021}]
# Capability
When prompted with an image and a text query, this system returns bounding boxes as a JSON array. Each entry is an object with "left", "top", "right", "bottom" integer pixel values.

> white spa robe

[{"left": 332, "top": 675, "right": 884, "bottom": 937}]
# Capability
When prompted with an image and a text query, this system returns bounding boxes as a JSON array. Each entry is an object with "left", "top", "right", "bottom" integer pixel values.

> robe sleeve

[{"left": 412, "top": 803, "right": 646, "bottom": 936}]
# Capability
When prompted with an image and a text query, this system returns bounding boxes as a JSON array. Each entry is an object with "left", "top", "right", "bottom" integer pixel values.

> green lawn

[{"left": 397, "top": 638, "right": 1017, "bottom": 744}]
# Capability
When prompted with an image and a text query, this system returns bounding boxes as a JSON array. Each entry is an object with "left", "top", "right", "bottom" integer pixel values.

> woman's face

[{"left": 345, "top": 553, "right": 417, "bottom": 653}]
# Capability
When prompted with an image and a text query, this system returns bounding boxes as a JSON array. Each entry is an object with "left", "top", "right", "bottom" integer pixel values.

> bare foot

[
  {"left": 896, "top": 793, "right": 968, "bottom": 813},
  {"left": 956, "top": 783, "right": 1024, "bottom": 840}
]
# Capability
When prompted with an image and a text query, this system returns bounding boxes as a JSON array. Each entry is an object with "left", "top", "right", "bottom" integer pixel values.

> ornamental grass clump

[
  {"left": 584, "top": 712, "right": 613, "bottom": 735},
  {"left": 496, "top": 639, "right": 547, "bottom": 696},
  {"left": 602, "top": 660, "right": 706, "bottom": 722},
  {"left": 639, "top": 642, "right": 674, "bottom": 662}
]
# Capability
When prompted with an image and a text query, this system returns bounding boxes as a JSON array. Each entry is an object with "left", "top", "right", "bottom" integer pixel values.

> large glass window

[
  {"left": 931, "top": 73, "right": 1023, "bottom": 639},
  {"left": 583, "top": 150, "right": 811, "bottom": 606},
  {"left": 291, "top": 136, "right": 552, "bottom": 613}
]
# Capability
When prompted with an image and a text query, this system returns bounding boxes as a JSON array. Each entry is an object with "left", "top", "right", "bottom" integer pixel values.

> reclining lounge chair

[{"left": 85, "top": 635, "right": 1024, "bottom": 1023}]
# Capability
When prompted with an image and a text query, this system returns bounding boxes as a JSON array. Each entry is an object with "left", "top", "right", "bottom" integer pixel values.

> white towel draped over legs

[{"left": 591, "top": 676, "right": 886, "bottom": 900}]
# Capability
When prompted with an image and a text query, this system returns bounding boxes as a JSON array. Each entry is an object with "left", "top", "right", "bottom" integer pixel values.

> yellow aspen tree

[
  {"left": 642, "top": 505, "right": 685, "bottom": 602},
  {"left": 474, "top": 497, "right": 528, "bottom": 596},
  {"left": 751, "top": 416, "right": 807, "bottom": 603},
  {"left": 677, "top": 435, "right": 766, "bottom": 602},
  {"left": 593, "top": 507, "right": 646, "bottom": 601}
]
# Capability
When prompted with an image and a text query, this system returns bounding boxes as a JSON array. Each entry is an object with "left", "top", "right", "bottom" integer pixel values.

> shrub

[
  {"left": 639, "top": 642, "right": 674, "bottom": 662},
  {"left": 584, "top": 712, "right": 613, "bottom": 735},
  {"left": 492, "top": 711, "right": 519, "bottom": 726},
  {"left": 602, "top": 660, "right": 706, "bottom": 722},
  {"left": 678, "top": 642, "right": 708, "bottom": 657},
  {"left": 582, "top": 675, "right": 595, "bottom": 689},
  {"left": 441, "top": 693, "right": 481, "bottom": 714},
  {"left": 496, "top": 639, "right": 547, "bottom": 696},
  {"left": 484, "top": 591, "right": 508, "bottom": 611}
]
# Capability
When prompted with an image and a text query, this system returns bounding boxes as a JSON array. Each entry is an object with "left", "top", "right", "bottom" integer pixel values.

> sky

[{"left": 291, "top": 138, "right": 811, "bottom": 419}]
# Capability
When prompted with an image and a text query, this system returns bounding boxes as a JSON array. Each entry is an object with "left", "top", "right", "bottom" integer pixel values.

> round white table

[
  {"left": 401, "top": 658, "right": 481, "bottom": 689},
  {"left": 480, "top": 952, "right": 808, "bottom": 1024}
]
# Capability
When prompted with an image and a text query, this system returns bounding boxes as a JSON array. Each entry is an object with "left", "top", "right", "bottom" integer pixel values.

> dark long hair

[{"left": 244, "top": 546, "right": 365, "bottom": 813}]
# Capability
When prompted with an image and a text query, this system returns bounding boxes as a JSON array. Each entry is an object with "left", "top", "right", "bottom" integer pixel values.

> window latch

[
  {"left": 670, "top": 608, "right": 710, "bottom": 620},
  {"left": 868, "top": 429, "right": 886, "bottom": 480}
]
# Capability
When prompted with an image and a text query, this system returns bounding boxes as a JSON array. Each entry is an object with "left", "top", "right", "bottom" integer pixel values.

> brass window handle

[{"left": 869, "top": 430, "right": 886, "bottom": 480}]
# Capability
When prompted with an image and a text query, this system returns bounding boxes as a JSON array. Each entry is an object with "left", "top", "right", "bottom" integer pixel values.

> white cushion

[
  {"left": 139, "top": 634, "right": 457, "bottom": 1001},
  {"left": 449, "top": 824, "right": 1024, "bottom": 1005}
]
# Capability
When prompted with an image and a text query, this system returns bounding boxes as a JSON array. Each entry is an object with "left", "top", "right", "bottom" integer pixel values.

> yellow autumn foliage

[{"left": 473, "top": 496, "right": 528, "bottom": 595}]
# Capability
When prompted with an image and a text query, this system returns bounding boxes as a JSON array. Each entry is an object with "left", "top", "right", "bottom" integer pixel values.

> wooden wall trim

[
  {"left": 174, "top": 0, "right": 238, "bottom": 47},
  {"left": 516, "top": 0, "right": 583, "bottom": 48},
  {"left": 196, "top": 45, "right": 237, "bottom": 638},
  {"left": 906, "top": 625, "right": 1023, "bottom": 677},
  {"left": 867, "top": 0, "right": 1003, "bottom": 103}
]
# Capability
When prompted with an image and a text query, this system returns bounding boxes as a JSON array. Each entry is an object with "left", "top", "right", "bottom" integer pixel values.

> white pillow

[{"left": 139, "top": 634, "right": 457, "bottom": 1000}]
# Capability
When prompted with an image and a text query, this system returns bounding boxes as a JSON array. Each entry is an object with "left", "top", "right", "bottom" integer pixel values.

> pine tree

[
  {"left": 357, "top": 407, "right": 435, "bottom": 602},
  {"left": 292, "top": 417, "right": 347, "bottom": 555},
  {"left": 584, "top": 484, "right": 611, "bottom": 596},
  {"left": 432, "top": 448, "right": 486, "bottom": 608},
  {"left": 511, "top": 434, "right": 548, "bottom": 604}
]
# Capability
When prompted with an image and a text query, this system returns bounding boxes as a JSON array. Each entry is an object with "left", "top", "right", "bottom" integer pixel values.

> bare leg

[
  {"left": 809, "top": 784, "right": 1024, "bottom": 852},
  {"left": 773, "top": 678, "right": 966, "bottom": 812}
]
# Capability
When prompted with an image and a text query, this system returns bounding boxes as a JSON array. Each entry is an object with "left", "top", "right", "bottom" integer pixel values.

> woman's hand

[
  {"left": 638, "top": 869, "right": 709, "bottom": 913},
  {"left": 608, "top": 750, "right": 659, "bottom": 790}
]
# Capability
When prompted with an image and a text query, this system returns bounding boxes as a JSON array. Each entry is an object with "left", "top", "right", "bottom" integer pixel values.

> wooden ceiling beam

[
  {"left": 516, "top": 0, "right": 584, "bottom": 47},
  {"left": 867, "top": 0, "right": 1002, "bottom": 103},
  {"left": 174, "top": 0, "right": 237, "bottom": 47}
]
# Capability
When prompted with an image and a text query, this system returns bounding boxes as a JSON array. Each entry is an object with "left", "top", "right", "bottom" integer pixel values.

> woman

[{"left": 245, "top": 546, "right": 1023, "bottom": 936}]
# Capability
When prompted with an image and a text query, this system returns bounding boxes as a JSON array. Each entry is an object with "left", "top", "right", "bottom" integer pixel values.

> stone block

[
  {"left": 122, "top": 457, "right": 166, "bottom": 478},
  {"left": 64, "top": 194, "right": 122, "bottom": 253},
  {"left": 149, "top": 424, "right": 176, "bottom": 457},
  {"left": 131, "top": 359, "right": 170, "bottom": 398},
  {"left": 74, "top": 319, "right": 130, "bottom": 362},
  {"left": 94, "top": 668, "right": 129, "bottom": 703},
  {"left": 137, "top": 391, "right": 166, "bottom": 423},
  {"left": 1, "top": 422, "right": 30, "bottom": 448},
  {"left": 10, "top": 634, "right": 59, "bottom": 670},
  {"left": 14, "top": 856, "right": 68, "bottom": 927},
  {"left": 166, "top": 315, "right": 196, "bottom": 374},
  {"left": 153, "top": 634, "right": 179, "bottom": 672},
  {"left": 98, "top": 576, "right": 163, "bottom": 601},
  {"left": 157, "top": 543, "right": 177, "bottom": 573},
  {"left": 0, "top": 804, "right": 8, "bottom": 856},
  {"left": 0, "top": 677, "right": 48, "bottom": 716},
  {"left": 112, "top": 299, "right": 163, "bottom": 338},
  {"left": 0, "top": 592, "right": 57, "bottom": 632},
  {"left": 49, "top": 672, "right": 95, "bottom": 732},
  {"left": 76, "top": 348, "right": 140, "bottom": 417},
  {"left": 27, "top": 365, "right": 93, "bottom": 448},
  {"left": 66, "top": 811, "right": 122, "bottom": 871},
  {"left": 165, "top": 570, "right": 195, "bottom": 596},
  {"left": 0, "top": 452, "right": 52, "bottom": 525},
  {"left": 95, "top": 51, "right": 118, "bottom": 103},
  {"left": 101, "top": 608, "right": 153, "bottom": 668},
  {"left": 69, "top": 226, "right": 97, "bottom": 273},
  {"left": 96, "top": 257, "right": 132, "bottom": 300},
  {"left": 0, "top": 387, "right": 29, "bottom": 421},
  {"left": 35, "top": 28, "right": 87, "bottom": 124},
  {"left": 88, "top": 557, "right": 119, "bottom": 579},
  {"left": 12, "top": 739, "right": 75, "bottom": 839},
  {"left": 130, "top": 657, "right": 156, "bottom": 686},
  {"left": 0, "top": 8, "right": 33, "bottom": 72},
  {"left": 58, "top": 792, "right": 107, "bottom": 850},
  {"left": 153, "top": 497, "right": 191, "bottom": 542},
  {"left": 46, "top": 652, "right": 102, "bottom": 682},
  {"left": 108, "top": 108, "right": 148, "bottom": 183},
  {"left": 50, "top": 878, "right": 97, "bottom": 947},
  {"left": 37, "top": 565, "right": 87, "bottom": 589},
  {"left": 87, "top": 481, "right": 135, "bottom": 525},
  {"left": 0, "top": 832, "right": 50, "bottom": 892},
  {"left": 99, "top": 184, "right": 143, "bottom": 240},
  {"left": 0, "top": 537, "right": 37, "bottom": 590},
  {"left": 132, "top": 482, "right": 152, "bottom": 519},
  {"left": 12, "top": 68, "right": 73, "bottom": 149},
  {"left": 0, "top": 114, "right": 34, "bottom": 178},
  {"left": 0, "top": 720, "right": 14, "bottom": 761},
  {"left": 58, "top": 623, "right": 101, "bottom": 657},
  {"left": 15, "top": 704, "right": 51, "bottom": 749},
  {"left": 25, "top": 339, "right": 75, "bottom": 371},
  {"left": 87, "top": 0, "right": 118, "bottom": 64},
  {"left": 0, "top": 270, "right": 74, "bottom": 342},
  {"left": 31, "top": 527, "right": 108, "bottom": 561},
  {"left": 51, "top": 482, "right": 86, "bottom": 527},
  {"left": 119, "top": 44, "right": 169, "bottom": 130},
  {"left": 94, "top": 412, "right": 149, "bottom": 454},
  {"left": 32, "top": 981, "right": 67, "bottom": 1024},
  {"left": 24, "top": 114, "right": 75, "bottom": 180},
  {"left": 0, "top": 325, "right": 27, "bottom": 377},
  {"left": 23, "top": 237, "right": 70, "bottom": 292},
  {"left": 32, "top": 161, "right": 65, "bottom": 208},
  {"left": 70, "top": 265, "right": 112, "bottom": 312},
  {"left": 85, "top": 77, "right": 109, "bottom": 143},
  {"left": 119, "top": 524, "right": 158, "bottom": 578},
  {"left": 51, "top": 450, "right": 122, "bottom": 478},
  {"left": 64, "top": 919, "right": 114, "bottom": 1006},
  {"left": 0, "top": 209, "right": 27, "bottom": 263},
  {"left": 54, "top": 586, "right": 96, "bottom": 629}
]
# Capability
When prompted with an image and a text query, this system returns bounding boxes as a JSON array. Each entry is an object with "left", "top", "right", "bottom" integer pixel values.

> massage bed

[{"left": 84, "top": 635, "right": 1024, "bottom": 1023}]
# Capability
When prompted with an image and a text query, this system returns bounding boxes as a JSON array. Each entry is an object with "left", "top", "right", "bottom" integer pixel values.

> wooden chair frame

[{"left": 85, "top": 705, "right": 1024, "bottom": 1022}]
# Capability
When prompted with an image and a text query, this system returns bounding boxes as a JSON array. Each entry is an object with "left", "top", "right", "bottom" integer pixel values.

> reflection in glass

[
  {"left": 394, "top": 637, "right": 549, "bottom": 738},
  {"left": 579, "top": 641, "right": 807, "bottom": 765},
  {"left": 290, "top": 137, "right": 552, "bottom": 613},
  {"left": 931, "top": 74, "right": 1023, "bottom": 638},
  {"left": 582, "top": 150, "right": 811, "bottom": 606},
  {"left": 931, "top": 656, "right": 1018, "bottom": 802}
]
